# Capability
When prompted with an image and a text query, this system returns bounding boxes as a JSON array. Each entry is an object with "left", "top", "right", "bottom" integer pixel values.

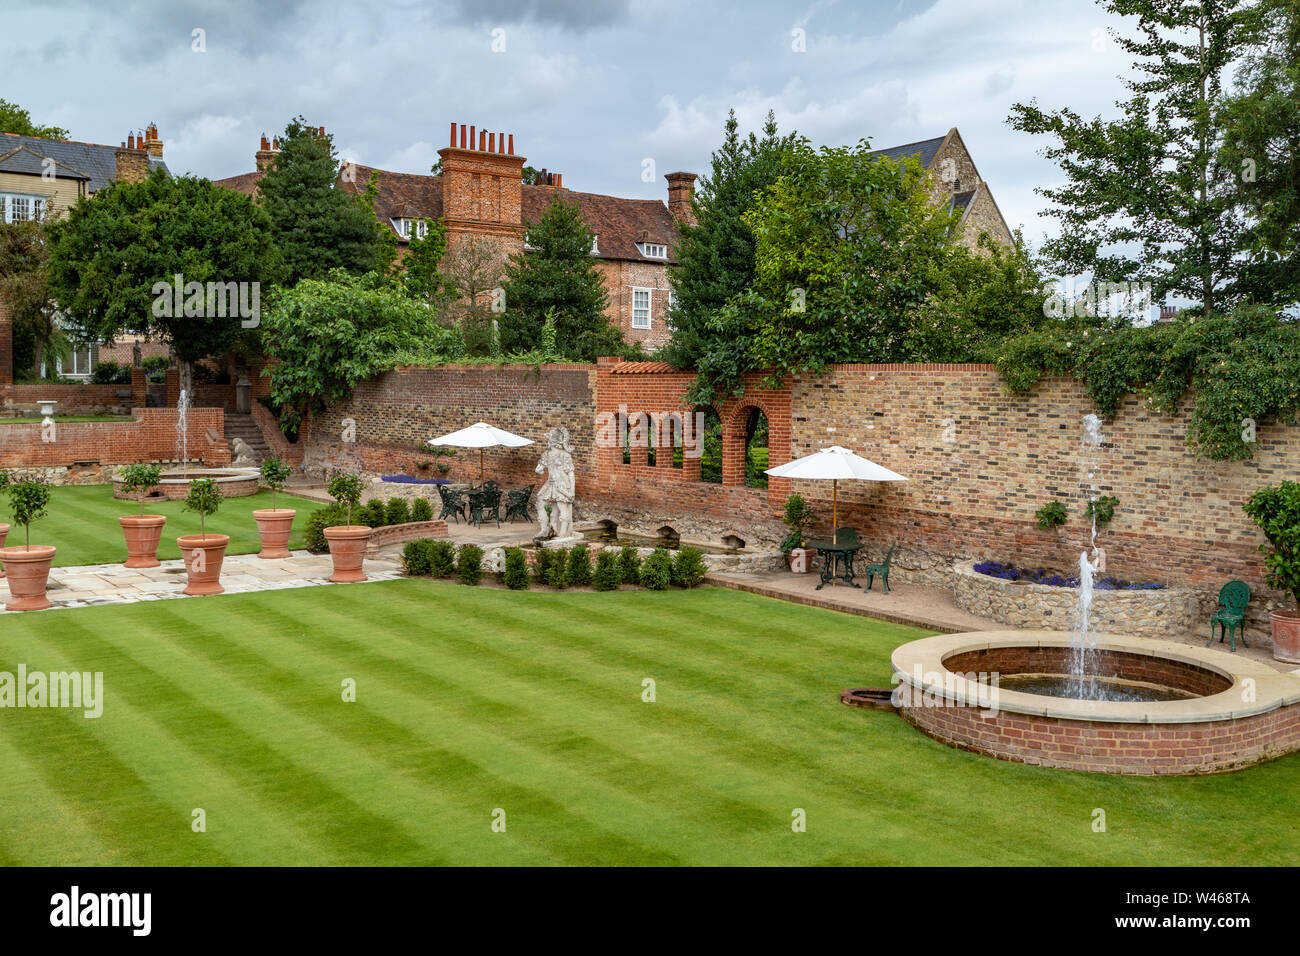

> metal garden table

[{"left": 806, "top": 537, "right": 861, "bottom": 590}]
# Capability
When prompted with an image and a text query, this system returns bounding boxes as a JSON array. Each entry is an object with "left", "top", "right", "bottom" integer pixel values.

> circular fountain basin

[
  {"left": 890, "top": 630, "right": 1300, "bottom": 775},
  {"left": 112, "top": 467, "right": 260, "bottom": 501}
]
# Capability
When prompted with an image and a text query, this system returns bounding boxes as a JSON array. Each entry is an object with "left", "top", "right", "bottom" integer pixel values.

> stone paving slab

[{"left": 0, "top": 550, "right": 403, "bottom": 614}]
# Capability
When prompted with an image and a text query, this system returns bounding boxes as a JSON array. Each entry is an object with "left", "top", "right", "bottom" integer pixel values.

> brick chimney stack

[
  {"left": 436, "top": 121, "right": 527, "bottom": 240},
  {"left": 114, "top": 132, "right": 150, "bottom": 183},
  {"left": 255, "top": 134, "right": 281, "bottom": 171},
  {"left": 143, "top": 123, "right": 164, "bottom": 158},
  {"left": 665, "top": 171, "right": 698, "bottom": 226}
]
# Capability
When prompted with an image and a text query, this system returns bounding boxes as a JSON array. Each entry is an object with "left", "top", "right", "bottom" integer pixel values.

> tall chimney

[
  {"left": 256, "top": 133, "right": 280, "bottom": 172},
  {"left": 115, "top": 133, "right": 149, "bottom": 183},
  {"left": 144, "top": 123, "right": 164, "bottom": 158},
  {"left": 665, "top": 171, "right": 699, "bottom": 226}
]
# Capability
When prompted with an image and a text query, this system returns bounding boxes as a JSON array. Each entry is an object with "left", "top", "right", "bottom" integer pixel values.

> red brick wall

[
  {"left": 0, "top": 292, "right": 12, "bottom": 386},
  {"left": 2, "top": 383, "right": 133, "bottom": 415},
  {"left": 0, "top": 408, "right": 230, "bottom": 471}
]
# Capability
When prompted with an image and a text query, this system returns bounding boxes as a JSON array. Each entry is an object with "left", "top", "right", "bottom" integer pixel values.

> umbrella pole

[
  {"left": 480, "top": 449, "right": 484, "bottom": 481},
  {"left": 832, "top": 480, "right": 838, "bottom": 545}
]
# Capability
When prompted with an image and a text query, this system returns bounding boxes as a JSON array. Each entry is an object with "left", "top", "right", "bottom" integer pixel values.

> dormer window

[
  {"left": 638, "top": 242, "right": 667, "bottom": 259},
  {"left": 394, "top": 218, "right": 429, "bottom": 240}
]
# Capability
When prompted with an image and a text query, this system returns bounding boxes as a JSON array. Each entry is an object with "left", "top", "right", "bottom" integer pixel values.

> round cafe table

[{"left": 805, "top": 537, "right": 862, "bottom": 590}]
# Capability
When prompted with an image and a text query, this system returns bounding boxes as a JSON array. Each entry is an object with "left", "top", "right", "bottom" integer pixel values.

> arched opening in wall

[
  {"left": 721, "top": 533, "right": 746, "bottom": 550},
  {"left": 743, "top": 407, "right": 769, "bottom": 489},
  {"left": 657, "top": 525, "right": 680, "bottom": 546},
  {"left": 647, "top": 415, "right": 657, "bottom": 467},
  {"left": 698, "top": 406, "right": 721, "bottom": 483},
  {"left": 598, "top": 518, "right": 618, "bottom": 538},
  {"left": 663, "top": 412, "right": 685, "bottom": 468}
]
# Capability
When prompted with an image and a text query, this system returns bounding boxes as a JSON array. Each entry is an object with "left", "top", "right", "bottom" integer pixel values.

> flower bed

[
  {"left": 972, "top": 560, "right": 1165, "bottom": 590},
  {"left": 953, "top": 560, "right": 1197, "bottom": 640}
]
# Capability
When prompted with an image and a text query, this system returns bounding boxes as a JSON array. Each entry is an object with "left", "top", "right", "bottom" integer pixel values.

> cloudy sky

[{"left": 5, "top": 0, "right": 1142, "bottom": 251}]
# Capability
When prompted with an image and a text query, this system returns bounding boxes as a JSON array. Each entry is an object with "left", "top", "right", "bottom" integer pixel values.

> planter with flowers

[
  {"left": 1, "top": 476, "right": 56, "bottom": 611},
  {"left": 117, "top": 463, "right": 166, "bottom": 568},
  {"left": 253, "top": 457, "right": 296, "bottom": 559},
  {"left": 323, "top": 472, "right": 370, "bottom": 583},
  {"left": 177, "top": 477, "right": 228, "bottom": 596}
]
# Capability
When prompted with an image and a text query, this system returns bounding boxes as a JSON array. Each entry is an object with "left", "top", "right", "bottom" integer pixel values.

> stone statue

[
  {"left": 230, "top": 436, "right": 259, "bottom": 467},
  {"left": 535, "top": 426, "right": 575, "bottom": 541}
]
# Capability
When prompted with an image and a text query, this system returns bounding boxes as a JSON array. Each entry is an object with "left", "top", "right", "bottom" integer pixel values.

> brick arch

[{"left": 717, "top": 393, "right": 791, "bottom": 501}]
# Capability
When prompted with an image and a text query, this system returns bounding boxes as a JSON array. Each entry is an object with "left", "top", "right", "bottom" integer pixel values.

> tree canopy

[{"left": 0, "top": 99, "right": 68, "bottom": 139}]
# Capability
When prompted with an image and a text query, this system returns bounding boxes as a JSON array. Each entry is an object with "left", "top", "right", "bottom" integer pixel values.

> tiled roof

[
  {"left": 609, "top": 361, "right": 678, "bottom": 374},
  {"left": 868, "top": 135, "right": 946, "bottom": 169},
  {"left": 0, "top": 132, "right": 168, "bottom": 192},
  {"left": 211, "top": 170, "right": 264, "bottom": 196},
  {"left": 0, "top": 146, "right": 90, "bottom": 180}
]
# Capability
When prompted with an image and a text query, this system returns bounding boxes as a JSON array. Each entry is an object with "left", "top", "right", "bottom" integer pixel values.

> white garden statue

[{"left": 535, "top": 426, "right": 576, "bottom": 541}]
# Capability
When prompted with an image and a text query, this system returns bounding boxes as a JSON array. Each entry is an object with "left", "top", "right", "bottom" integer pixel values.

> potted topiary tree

[
  {"left": 253, "top": 457, "right": 296, "bottom": 559},
  {"left": 1244, "top": 480, "right": 1300, "bottom": 663},
  {"left": 323, "top": 472, "right": 370, "bottom": 583},
  {"left": 1, "top": 477, "right": 56, "bottom": 611},
  {"left": 781, "top": 493, "right": 815, "bottom": 573},
  {"left": 117, "top": 463, "right": 166, "bottom": 567},
  {"left": 177, "top": 477, "right": 228, "bottom": 596}
]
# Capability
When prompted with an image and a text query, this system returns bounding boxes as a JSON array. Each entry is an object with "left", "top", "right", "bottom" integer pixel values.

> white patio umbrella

[
  {"left": 428, "top": 422, "right": 534, "bottom": 480},
  {"left": 765, "top": 445, "right": 907, "bottom": 544}
]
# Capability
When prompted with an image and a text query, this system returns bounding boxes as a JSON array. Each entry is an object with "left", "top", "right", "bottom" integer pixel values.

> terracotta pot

[
  {"left": 176, "top": 533, "right": 230, "bottom": 596},
  {"left": 253, "top": 508, "right": 296, "bottom": 559},
  {"left": 1270, "top": 611, "right": 1300, "bottom": 664},
  {"left": 788, "top": 547, "right": 815, "bottom": 574},
  {"left": 119, "top": 514, "right": 167, "bottom": 568},
  {"left": 323, "top": 525, "right": 372, "bottom": 583},
  {"left": 1, "top": 545, "right": 57, "bottom": 611},
  {"left": 0, "top": 523, "right": 7, "bottom": 579}
]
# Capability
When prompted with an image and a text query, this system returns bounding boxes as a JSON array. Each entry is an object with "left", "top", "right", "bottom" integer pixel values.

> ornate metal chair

[
  {"left": 1207, "top": 580, "right": 1251, "bottom": 651},
  {"left": 437, "top": 484, "right": 466, "bottom": 523},
  {"left": 505, "top": 485, "right": 534, "bottom": 523},
  {"left": 862, "top": 542, "right": 896, "bottom": 593},
  {"left": 469, "top": 486, "right": 503, "bottom": 528}
]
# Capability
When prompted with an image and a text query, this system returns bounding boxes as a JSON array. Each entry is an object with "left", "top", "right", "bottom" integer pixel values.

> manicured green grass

[
  {"left": 2, "top": 485, "right": 326, "bottom": 567},
  {"left": 0, "top": 581, "right": 1296, "bottom": 866}
]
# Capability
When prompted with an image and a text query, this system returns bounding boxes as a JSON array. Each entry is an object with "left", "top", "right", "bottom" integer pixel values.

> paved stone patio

[{"left": 0, "top": 551, "right": 403, "bottom": 614}]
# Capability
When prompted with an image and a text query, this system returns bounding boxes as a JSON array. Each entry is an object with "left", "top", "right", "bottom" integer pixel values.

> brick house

[
  {"left": 0, "top": 125, "right": 170, "bottom": 384},
  {"left": 216, "top": 123, "right": 696, "bottom": 350}
]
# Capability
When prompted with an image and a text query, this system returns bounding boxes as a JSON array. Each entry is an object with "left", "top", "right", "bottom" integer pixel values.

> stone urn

[
  {"left": 253, "top": 509, "right": 296, "bottom": 559},
  {"left": 1270, "top": 611, "right": 1300, "bottom": 664},
  {"left": 177, "top": 534, "right": 230, "bottom": 596},
  {"left": 788, "top": 547, "right": 815, "bottom": 574},
  {"left": 0, "top": 544, "right": 57, "bottom": 611},
  {"left": 119, "top": 515, "right": 167, "bottom": 568},
  {"left": 0, "top": 522, "right": 7, "bottom": 579},
  {"left": 323, "top": 525, "right": 371, "bottom": 583}
]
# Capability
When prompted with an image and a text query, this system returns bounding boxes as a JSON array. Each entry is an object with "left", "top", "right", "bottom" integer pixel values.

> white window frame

[
  {"left": 632, "top": 287, "right": 652, "bottom": 330},
  {"left": 638, "top": 242, "right": 667, "bottom": 259},
  {"left": 53, "top": 346, "right": 93, "bottom": 381},
  {"left": 2, "top": 192, "right": 45, "bottom": 223}
]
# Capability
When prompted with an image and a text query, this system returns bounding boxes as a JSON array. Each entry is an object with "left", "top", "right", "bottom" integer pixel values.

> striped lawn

[
  {"left": 0, "top": 579, "right": 1297, "bottom": 866},
  {"left": 3, "top": 485, "right": 328, "bottom": 567}
]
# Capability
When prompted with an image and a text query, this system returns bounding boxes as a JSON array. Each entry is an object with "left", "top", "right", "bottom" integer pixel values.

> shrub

[
  {"left": 385, "top": 497, "right": 411, "bottom": 526},
  {"left": 1035, "top": 500, "right": 1068, "bottom": 530},
  {"left": 91, "top": 360, "right": 131, "bottom": 384},
  {"left": 544, "top": 548, "right": 569, "bottom": 589},
  {"left": 429, "top": 540, "right": 456, "bottom": 578},
  {"left": 503, "top": 547, "right": 530, "bottom": 589},
  {"left": 183, "top": 477, "right": 222, "bottom": 538},
  {"left": 640, "top": 548, "right": 672, "bottom": 590},
  {"left": 360, "top": 499, "right": 387, "bottom": 528},
  {"left": 1244, "top": 480, "right": 1300, "bottom": 610},
  {"left": 780, "top": 493, "right": 814, "bottom": 552},
  {"left": 117, "top": 463, "right": 162, "bottom": 514},
  {"left": 410, "top": 497, "right": 433, "bottom": 522},
  {"left": 304, "top": 503, "right": 345, "bottom": 553},
  {"left": 4, "top": 478, "right": 52, "bottom": 548},
  {"left": 402, "top": 539, "right": 439, "bottom": 576},
  {"left": 618, "top": 546, "right": 641, "bottom": 584},
  {"left": 1085, "top": 495, "right": 1119, "bottom": 530},
  {"left": 327, "top": 472, "right": 365, "bottom": 525},
  {"left": 672, "top": 546, "right": 709, "bottom": 588},
  {"left": 533, "top": 547, "right": 554, "bottom": 583},
  {"left": 567, "top": 544, "right": 593, "bottom": 586},
  {"left": 593, "top": 549, "right": 622, "bottom": 591},
  {"left": 457, "top": 544, "right": 484, "bottom": 585},
  {"left": 260, "top": 457, "right": 293, "bottom": 510}
]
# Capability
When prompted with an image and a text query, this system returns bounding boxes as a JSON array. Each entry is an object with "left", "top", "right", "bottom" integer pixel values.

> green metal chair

[
  {"left": 863, "top": 542, "right": 896, "bottom": 593},
  {"left": 1207, "top": 580, "right": 1251, "bottom": 651}
]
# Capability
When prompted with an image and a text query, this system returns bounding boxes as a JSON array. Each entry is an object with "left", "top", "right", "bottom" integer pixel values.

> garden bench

[{"left": 1207, "top": 580, "right": 1250, "bottom": 651}]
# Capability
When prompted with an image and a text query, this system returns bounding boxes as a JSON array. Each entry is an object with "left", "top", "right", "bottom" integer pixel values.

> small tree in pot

[
  {"left": 323, "top": 472, "right": 370, "bottom": 583},
  {"left": 1, "top": 478, "right": 56, "bottom": 611},
  {"left": 177, "top": 477, "right": 229, "bottom": 596},
  {"left": 781, "top": 493, "right": 816, "bottom": 573},
  {"left": 1244, "top": 481, "right": 1300, "bottom": 663},
  {"left": 117, "top": 463, "right": 166, "bottom": 568},
  {"left": 253, "top": 457, "right": 296, "bottom": 559}
]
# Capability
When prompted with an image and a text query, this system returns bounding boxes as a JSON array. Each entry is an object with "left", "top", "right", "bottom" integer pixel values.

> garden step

[{"left": 223, "top": 413, "right": 272, "bottom": 463}]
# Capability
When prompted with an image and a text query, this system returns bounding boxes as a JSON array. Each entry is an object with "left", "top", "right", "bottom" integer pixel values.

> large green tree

[
  {"left": 736, "top": 141, "right": 961, "bottom": 384},
  {"left": 1008, "top": 0, "right": 1255, "bottom": 313},
  {"left": 497, "top": 195, "right": 621, "bottom": 361},
  {"left": 256, "top": 118, "right": 380, "bottom": 286},
  {"left": 662, "top": 110, "right": 796, "bottom": 373},
  {"left": 1219, "top": 0, "right": 1300, "bottom": 303},
  {"left": 0, "top": 99, "right": 68, "bottom": 139},
  {"left": 46, "top": 167, "right": 283, "bottom": 391},
  {"left": 0, "top": 217, "right": 61, "bottom": 377}
]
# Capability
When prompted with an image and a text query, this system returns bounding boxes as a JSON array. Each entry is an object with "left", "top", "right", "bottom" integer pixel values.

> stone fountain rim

[
  {"left": 891, "top": 630, "right": 1300, "bottom": 724},
  {"left": 111, "top": 467, "right": 260, "bottom": 486}
]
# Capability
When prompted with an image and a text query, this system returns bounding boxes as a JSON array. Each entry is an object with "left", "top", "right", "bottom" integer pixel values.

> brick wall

[{"left": 2, "top": 383, "right": 135, "bottom": 416}]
